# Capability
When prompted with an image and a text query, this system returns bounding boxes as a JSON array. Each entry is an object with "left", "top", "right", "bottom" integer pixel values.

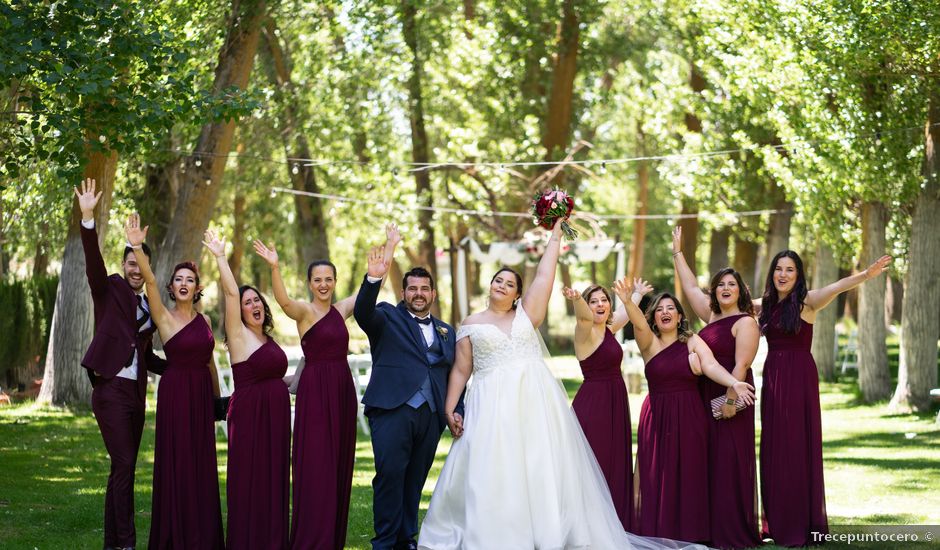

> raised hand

[
  {"left": 203, "top": 229, "right": 226, "bottom": 258},
  {"left": 124, "top": 213, "right": 148, "bottom": 247},
  {"left": 561, "top": 286, "right": 581, "bottom": 301},
  {"left": 74, "top": 178, "right": 103, "bottom": 220},
  {"left": 366, "top": 245, "right": 389, "bottom": 279},
  {"left": 864, "top": 255, "right": 892, "bottom": 279},
  {"left": 633, "top": 278, "right": 654, "bottom": 296},
  {"left": 253, "top": 240, "right": 279, "bottom": 267},
  {"left": 672, "top": 225, "right": 682, "bottom": 254},
  {"left": 632, "top": 277, "right": 653, "bottom": 296},
  {"left": 385, "top": 222, "right": 402, "bottom": 248},
  {"left": 612, "top": 276, "right": 633, "bottom": 303}
]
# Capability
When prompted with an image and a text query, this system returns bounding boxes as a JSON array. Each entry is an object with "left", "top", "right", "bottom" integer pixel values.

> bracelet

[{"left": 672, "top": 251, "right": 682, "bottom": 257}]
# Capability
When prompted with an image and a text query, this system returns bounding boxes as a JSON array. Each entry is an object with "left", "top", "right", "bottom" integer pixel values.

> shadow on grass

[{"left": 825, "top": 430, "right": 940, "bottom": 450}]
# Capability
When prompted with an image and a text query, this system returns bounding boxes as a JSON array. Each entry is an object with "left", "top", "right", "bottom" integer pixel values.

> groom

[
  {"left": 354, "top": 246, "right": 459, "bottom": 550},
  {"left": 75, "top": 179, "right": 166, "bottom": 550}
]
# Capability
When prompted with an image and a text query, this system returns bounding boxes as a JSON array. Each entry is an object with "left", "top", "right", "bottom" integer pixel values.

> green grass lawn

[{"left": 1, "top": 375, "right": 938, "bottom": 549}]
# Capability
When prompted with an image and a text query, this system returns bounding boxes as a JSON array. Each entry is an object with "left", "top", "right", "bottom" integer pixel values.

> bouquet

[{"left": 530, "top": 188, "right": 578, "bottom": 239}]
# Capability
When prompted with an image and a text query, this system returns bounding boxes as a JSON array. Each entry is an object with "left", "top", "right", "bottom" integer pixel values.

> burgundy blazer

[{"left": 80, "top": 224, "right": 166, "bottom": 398}]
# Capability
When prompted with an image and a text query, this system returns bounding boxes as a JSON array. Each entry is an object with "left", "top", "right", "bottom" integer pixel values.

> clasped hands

[{"left": 446, "top": 411, "right": 465, "bottom": 438}]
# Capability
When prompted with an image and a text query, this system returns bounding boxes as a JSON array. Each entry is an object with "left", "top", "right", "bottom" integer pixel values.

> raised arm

[
  {"left": 353, "top": 246, "right": 390, "bottom": 336},
  {"left": 672, "top": 226, "right": 712, "bottom": 321},
  {"left": 614, "top": 277, "right": 655, "bottom": 354},
  {"left": 336, "top": 223, "right": 402, "bottom": 319},
  {"left": 445, "top": 336, "right": 473, "bottom": 438},
  {"left": 521, "top": 220, "right": 563, "bottom": 327},
  {"left": 562, "top": 287, "right": 594, "bottom": 347},
  {"left": 205, "top": 230, "right": 247, "bottom": 354},
  {"left": 805, "top": 255, "right": 891, "bottom": 312},
  {"left": 75, "top": 178, "right": 109, "bottom": 296},
  {"left": 125, "top": 213, "right": 170, "bottom": 329},
  {"left": 252, "top": 240, "right": 309, "bottom": 322},
  {"left": 609, "top": 278, "right": 652, "bottom": 332},
  {"left": 689, "top": 335, "right": 755, "bottom": 405}
]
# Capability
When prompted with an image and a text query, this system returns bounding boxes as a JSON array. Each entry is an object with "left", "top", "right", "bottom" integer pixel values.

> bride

[{"left": 418, "top": 220, "right": 706, "bottom": 550}]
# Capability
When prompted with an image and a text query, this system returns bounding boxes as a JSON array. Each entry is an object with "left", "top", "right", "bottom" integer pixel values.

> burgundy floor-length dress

[
  {"left": 572, "top": 329, "right": 633, "bottom": 530},
  {"left": 761, "top": 316, "right": 828, "bottom": 546},
  {"left": 290, "top": 307, "right": 358, "bottom": 550},
  {"left": 149, "top": 315, "right": 224, "bottom": 549},
  {"left": 227, "top": 339, "right": 291, "bottom": 550},
  {"left": 698, "top": 315, "right": 761, "bottom": 549},
  {"left": 635, "top": 339, "right": 709, "bottom": 543}
]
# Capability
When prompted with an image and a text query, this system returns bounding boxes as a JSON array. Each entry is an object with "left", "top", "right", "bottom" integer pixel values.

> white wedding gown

[{"left": 418, "top": 306, "right": 705, "bottom": 550}]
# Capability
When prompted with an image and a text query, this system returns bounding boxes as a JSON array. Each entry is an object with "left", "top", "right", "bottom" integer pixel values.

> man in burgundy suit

[{"left": 75, "top": 179, "right": 166, "bottom": 550}]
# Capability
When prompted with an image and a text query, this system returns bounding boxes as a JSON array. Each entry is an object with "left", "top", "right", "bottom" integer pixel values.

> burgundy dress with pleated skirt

[
  {"left": 698, "top": 315, "right": 760, "bottom": 549},
  {"left": 149, "top": 315, "right": 224, "bottom": 549},
  {"left": 290, "top": 306, "right": 358, "bottom": 550},
  {"left": 572, "top": 329, "right": 633, "bottom": 530},
  {"left": 760, "top": 316, "right": 828, "bottom": 547},
  {"left": 635, "top": 339, "right": 709, "bottom": 543},
  {"left": 227, "top": 339, "right": 291, "bottom": 550}
]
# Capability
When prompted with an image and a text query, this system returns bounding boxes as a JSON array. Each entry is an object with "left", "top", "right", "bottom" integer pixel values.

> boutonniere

[{"left": 436, "top": 325, "right": 449, "bottom": 341}]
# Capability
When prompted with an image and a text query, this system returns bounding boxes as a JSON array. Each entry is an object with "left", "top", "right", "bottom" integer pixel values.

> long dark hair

[
  {"left": 758, "top": 250, "right": 808, "bottom": 334},
  {"left": 708, "top": 268, "right": 754, "bottom": 316},
  {"left": 224, "top": 285, "right": 274, "bottom": 344},
  {"left": 166, "top": 261, "right": 203, "bottom": 303},
  {"left": 491, "top": 267, "right": 523, "bottom": 309},
  {"left": 645, "top": 292, "right": 693, "bottom": 343}
]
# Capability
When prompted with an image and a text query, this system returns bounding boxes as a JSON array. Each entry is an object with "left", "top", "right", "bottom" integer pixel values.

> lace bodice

[{"left": 456, "top": 306, "right": 545, "bottom": 378}]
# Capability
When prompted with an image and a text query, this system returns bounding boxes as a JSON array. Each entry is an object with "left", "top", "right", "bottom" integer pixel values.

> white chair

[
  {"left": 347, "top": 354, "right": 373, "bottom": 436},
  {"left": 838, "top": 329, "right": 859, "bottom": 375}
]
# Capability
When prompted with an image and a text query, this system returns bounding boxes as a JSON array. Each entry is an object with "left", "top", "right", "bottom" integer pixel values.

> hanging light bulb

[
  {"left": 194, "top": 158, "right": 202, "bottom": 167},
  {"left": 292, "top": 164, "right": 300, "bottom": 175}
]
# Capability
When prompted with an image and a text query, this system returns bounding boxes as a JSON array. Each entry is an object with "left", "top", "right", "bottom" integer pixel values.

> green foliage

[
  {"left": 0, "top": 276, "right": 58, "bottom": 381},
  {"left": 0, "top": 0, "right": 253, "bottom": 184}
]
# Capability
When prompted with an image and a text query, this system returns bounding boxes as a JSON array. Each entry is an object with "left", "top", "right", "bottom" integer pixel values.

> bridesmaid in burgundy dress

[
  {"left": 205, "top": 230, "right": 291, "bottom": 550},
  {"left": 623, "top": 279, "right": 755, "bottom": 544},
  {"left": 254, "top": 224, "right": 400, "bottom": 550},
  {"left": 561, "top": 279, "right": 650, "bottom": 530},
  {"left": 125, "top": 215, "right": 224, "bottom": 549},
  {"left": 672, "top": 226, "right": 761, "bottom": 549},
  {"left": 755, "top": 250, "right": 890, "bottom": 547}
]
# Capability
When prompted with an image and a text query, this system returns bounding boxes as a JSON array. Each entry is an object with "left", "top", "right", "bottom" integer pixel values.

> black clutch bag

[{"left": 213, "top": 396, "right": 231, "bottom": 421}]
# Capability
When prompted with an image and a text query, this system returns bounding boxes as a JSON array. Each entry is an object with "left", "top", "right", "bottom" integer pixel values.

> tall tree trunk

[
  {"left": 262, "top": 19, "right": 329, "bottom": 273},
  {"left": 708, "top": 226, "right": 730, "bottom": 276},
  {"left": 627, "top": 124, "right": 649, "bottom": 280},
  {"left": 38, "top": 146, "right": 118, "bottom": 405},
  {"left": 891, "top": 92, "right": 940, "bottom": 412},
  {"left": 154, "top": 0, "right": 266, "bottom": 288},
  {"left": 811, "top": 242, "right": 839, "bottom": 382},
  {"left": 230, "top": 192, "right": 247, "bottom": 282},
  {"left": 676, "top": 200, "right": 700, "bottom": 327},
  {"left": 858, "top": 201, "right": 891, "bottom": 401},
  {"left": 141, "top": 155, "right": 180, "bottom": 249},
  {"left": 560, "top": 264, "right": 575, "bottom": 315},
  {"left": 885, "top": 276, "right": 903, "bottom": 324},
  {"left": 541, "top": 0, "right": 579, "bottom": 163},
  {"left": 400, "top": 0, "right": 439, "bottom": 317},
  {"left": 32, "top": 230, "right": 50, "bottom": 277},
  {"left": 766, "top": 184, "right": 793, "bottom": 255},
  {"left": 733, "top": 235, "right": 759, "bottom": 294}
]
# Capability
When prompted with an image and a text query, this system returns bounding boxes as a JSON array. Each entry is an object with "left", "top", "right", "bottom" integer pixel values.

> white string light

[{"left": 271, "top": 186, "right": 787, "bottom": 221}]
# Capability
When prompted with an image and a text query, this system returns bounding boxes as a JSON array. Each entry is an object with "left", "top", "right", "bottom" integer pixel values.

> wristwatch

[{"left": 725, "top": 398, "right": 736, "bottom": 406}]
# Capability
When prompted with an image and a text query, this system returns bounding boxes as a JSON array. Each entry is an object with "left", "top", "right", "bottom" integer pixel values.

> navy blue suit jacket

[{"left": 354, "top": 276, "right": 457, "bottom": 430}]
